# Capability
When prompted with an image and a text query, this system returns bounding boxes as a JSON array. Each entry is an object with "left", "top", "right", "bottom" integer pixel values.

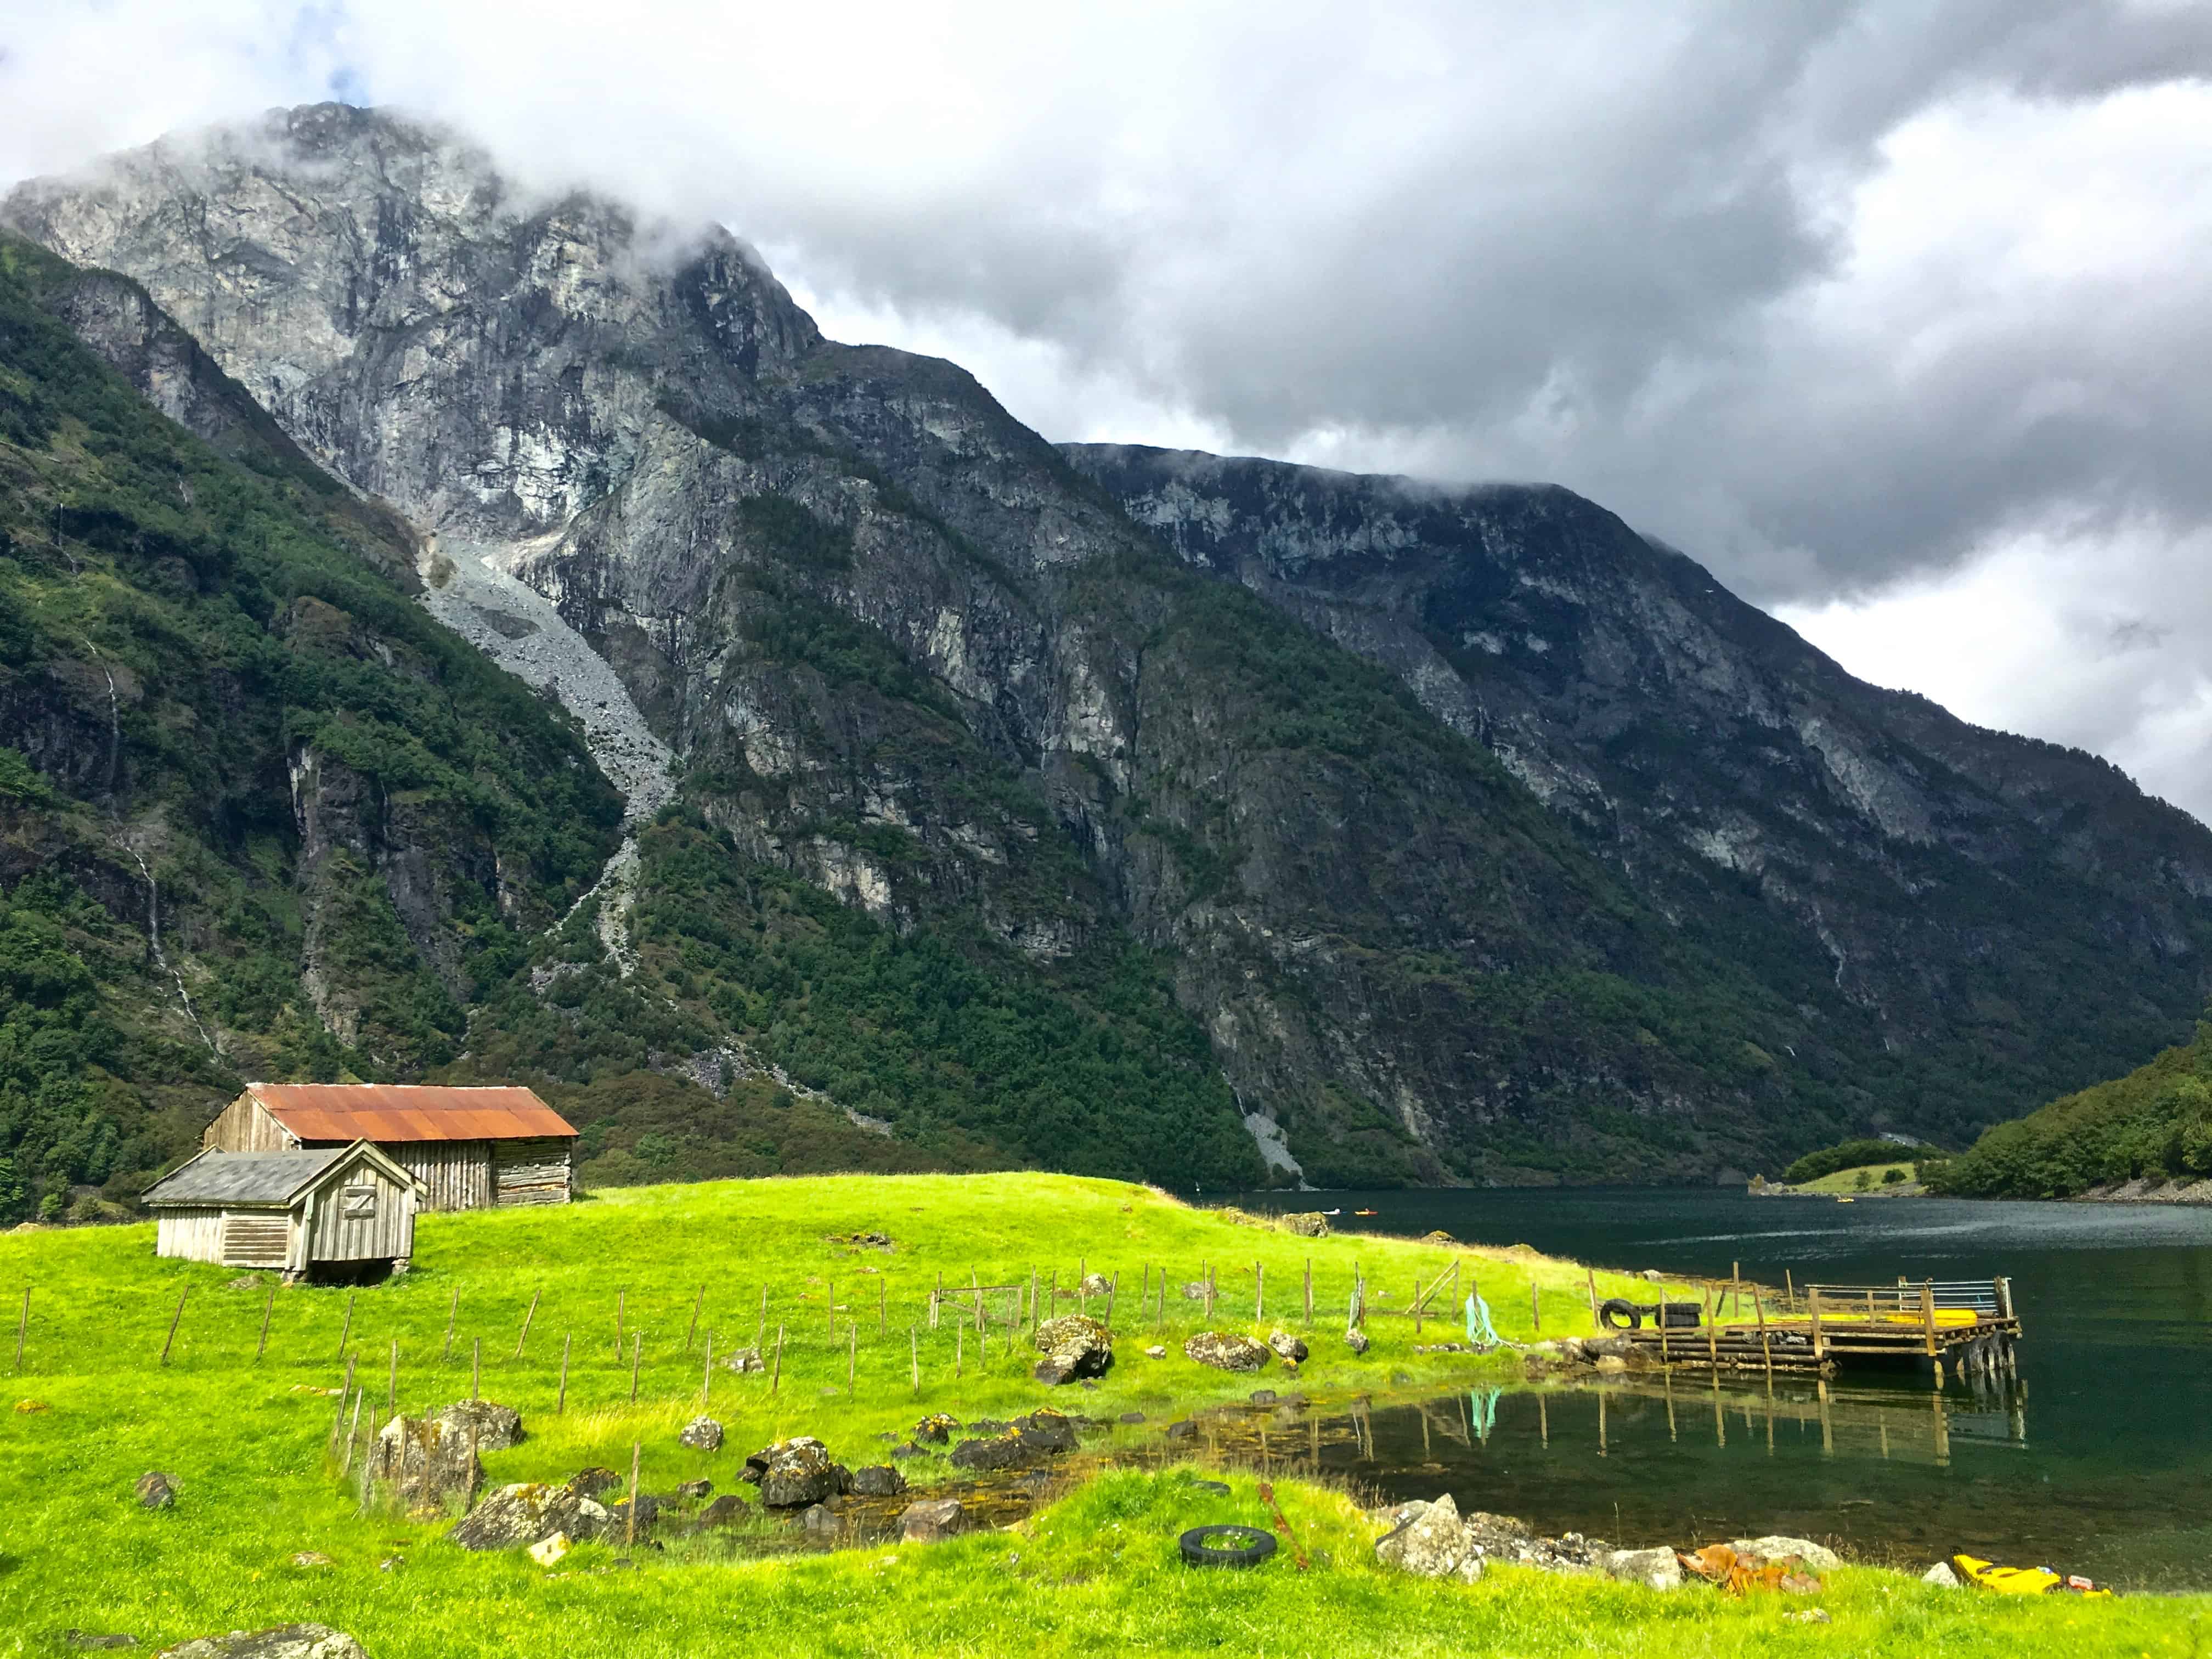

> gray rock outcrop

[
  {"left": 369, "top": 1414, "right": 484, "bottom": 1506},
  {"left": 447, "top": 1482, "right": 610, "bottom": 1550},
  {"left": 1374, "top": 1492, "right": 1483, "bottom": 1583},
  {"left": 900, "top": 1498, "right": 963, "bottom": 1543},
  {"left": 134, "top": 1472, "right": 176, "bottom": 1510},
  {"left": 678, "top": 1417, "right": 724, "bottom": 1451},
  {"left": 738, "top": 1438, "right": 851, "bottom": 1508},
  {"left": 1603, "top": 1547, "right": 1683, "bottom": 1591},
  {"left": 1034, "top": 1315, "right": 1113, "bottom": 1385},
  {"left": 433, "top": 1400, "right": 522, "bottom": 1451},
  {"left": 156, "top": 1628, "right": 366, "bottom": 1659},
  {"left": 1185, "top": 1331, "right": 1269, "bottom": 1372}
]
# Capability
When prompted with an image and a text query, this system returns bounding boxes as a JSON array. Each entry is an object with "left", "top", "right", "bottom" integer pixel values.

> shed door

[{"left": 310, "top": 1165, "right": 413, "bottom": 1261}]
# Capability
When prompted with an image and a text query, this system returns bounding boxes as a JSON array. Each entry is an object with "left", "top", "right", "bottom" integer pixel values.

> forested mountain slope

[
  {"left": 1066, "top": 444, "right": 2212, "bottom": 1152},
  {"left": 6, "top": 104, "right": 2208, "bottom": 1209}
]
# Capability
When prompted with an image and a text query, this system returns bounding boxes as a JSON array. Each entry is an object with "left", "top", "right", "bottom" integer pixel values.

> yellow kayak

[{"left": 1953, "top": 1554, "right": 2113, "bottom": 1597}]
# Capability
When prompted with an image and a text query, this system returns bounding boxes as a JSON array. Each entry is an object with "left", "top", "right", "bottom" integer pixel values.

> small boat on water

[{"left": 1353, "top": 1208, "right": 1379, "bottom": 1216}]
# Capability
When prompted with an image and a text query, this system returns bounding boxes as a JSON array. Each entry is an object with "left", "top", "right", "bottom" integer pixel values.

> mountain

[
  {"left": 4, "top": 103, "right": 2209, "bottom": 1213},
  {"left": 1063, "top": 445, "right": 2212, "bottom": 1148}
]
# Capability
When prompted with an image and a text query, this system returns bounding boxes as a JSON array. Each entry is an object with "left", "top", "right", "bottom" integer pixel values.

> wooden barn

[
  {"left": 143, "top": 1139, "right": 423, "bottom": 1279},
  {"left": 201, "top": 1084, "right": 577, "bottom": 1211}
]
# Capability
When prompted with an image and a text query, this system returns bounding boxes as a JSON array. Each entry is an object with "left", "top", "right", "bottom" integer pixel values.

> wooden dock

[{"left": 1618, "top": 1278, "right": 2021, "bottom": 1380}]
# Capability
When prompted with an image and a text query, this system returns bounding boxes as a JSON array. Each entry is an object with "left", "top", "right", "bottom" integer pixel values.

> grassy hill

[
  {"left": 1928, "top": 1020, "right": 2212, "bottom": 1198},
  {"left": 0, "top": 1172, "right": 2194, "bottom": 1656}
]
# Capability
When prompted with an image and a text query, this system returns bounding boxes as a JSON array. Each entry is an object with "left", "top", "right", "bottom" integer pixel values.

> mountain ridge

[{"left": 4, "top": 103, "right": 2207, "bottom": 1211}]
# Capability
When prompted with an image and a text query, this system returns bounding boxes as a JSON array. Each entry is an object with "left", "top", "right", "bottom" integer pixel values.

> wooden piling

[
  {"left": 515, "top": 1288, "right": 540, "bottom": 1359},
  {"left": 1919, "top": 1280, "right": 1938, "bottom": 1357},
  {"left": 256, "top": 1282, "right": 275, "bottom": 1361},
  {"left": 1585, "top": 1268, "right": 1598, "bottom": 1318},
  {"left": 443, "top": 1285, "right": 458, "bottom": 1362},
  {"left": 159, "top": 1285, "right": 188, "bottom": 1366},
  {"left": 1532, "top": 1279, "right": 1542, "bottom": 1335},
  {"left": 1703, "top": 1284, "right": 1716, "bottom": 1367},
  {"left": 558, "top": 1333, "right": 571, "bottom": 1415},
  {"left": 1808, "top": 1288, "right": 1825, "bottom": 1362},
  {"left": 1784, "top": 1268, "right": 1795, "bottom": 1311},
  {"left": 1755, "top": 1289, "right": 1772, "bottom": 1380}
]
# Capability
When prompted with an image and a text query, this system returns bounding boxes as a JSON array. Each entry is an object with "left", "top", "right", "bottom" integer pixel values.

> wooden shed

[
  {"left": 142, "top": 1139, "right": 424, "bottom": 1279},
  {"left": 201, "top": 1084, "right": 576, "bottom": 1211}
]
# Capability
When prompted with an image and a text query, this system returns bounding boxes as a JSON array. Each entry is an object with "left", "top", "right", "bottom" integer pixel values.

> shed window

[{"left": 341, "top": 1184, "right": 377, "bottom": 1221}]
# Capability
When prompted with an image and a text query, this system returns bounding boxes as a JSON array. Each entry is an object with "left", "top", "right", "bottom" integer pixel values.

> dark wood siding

[{"left": 493, "top": 1137, "right": 572, "bottom": 1206}]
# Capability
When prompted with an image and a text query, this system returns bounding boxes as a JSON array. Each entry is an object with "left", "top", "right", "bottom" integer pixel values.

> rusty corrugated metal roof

[{"left": 247, "top": 1084, "right": 575, "bottom": 1143}]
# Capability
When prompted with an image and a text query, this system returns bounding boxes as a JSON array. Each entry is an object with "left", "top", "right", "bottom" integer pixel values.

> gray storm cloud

[{"left": 4, "top": 0, "right": 2210, "bottom": 810}]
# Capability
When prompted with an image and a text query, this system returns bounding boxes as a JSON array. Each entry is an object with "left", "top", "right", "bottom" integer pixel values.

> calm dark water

[{"left": 1228, "top": 1188, "right": 2212, "bottom": 1588}]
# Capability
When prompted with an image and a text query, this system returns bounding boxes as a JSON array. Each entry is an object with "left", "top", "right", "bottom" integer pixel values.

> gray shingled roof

[{"left": 143, "top": 1148, "right": 348, "bottom": 1206}]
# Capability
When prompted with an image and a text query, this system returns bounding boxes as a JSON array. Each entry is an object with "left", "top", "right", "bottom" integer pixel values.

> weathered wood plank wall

[
  {"left": 494, "top": 1138, "right": 571, "bottom": 1206},
  {"left": 392, "top": 1142, "right": 492, "bottom": 1212},
  {"left": 307, "top": 1164, "right": 415, "bottom": 1262},
  {"left": 202, "top": 1096, "right": 294, "bottom": 1153}
]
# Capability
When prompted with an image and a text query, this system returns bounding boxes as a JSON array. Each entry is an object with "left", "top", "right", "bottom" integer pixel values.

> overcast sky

[{"left": 5, "top": 2, "right": 2211, "bottom": 814}]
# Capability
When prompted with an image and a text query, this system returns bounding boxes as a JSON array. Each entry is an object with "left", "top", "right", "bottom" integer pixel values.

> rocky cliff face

[
  {"left": 10, "top": 103, "right": 2207, "bottom": 1191},
  {"left": 1065, "top": 445, "right": 2212, "bottom": 1141}
]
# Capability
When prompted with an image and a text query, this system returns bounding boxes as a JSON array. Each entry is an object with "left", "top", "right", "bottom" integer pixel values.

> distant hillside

[{"left": 1929, "top": 1020, "right": 2212, "bottom": 1198}]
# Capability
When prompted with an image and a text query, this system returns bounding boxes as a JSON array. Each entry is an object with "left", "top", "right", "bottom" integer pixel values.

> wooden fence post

[
  {"left": 1531, "top": 1280, "right": 1542, "bottom": 1336},
  {"left": 756, "top": 1285, "right": 768, "bottom": 1357},
  {"left": 159, "top": 1286, "right": 188, "bottom": 1366},
  {"left": 337, "top": 1291, "right": 354, "bottom": 1358},
  {"left": 340, "top": 1389, "right": 364, "bottom": 1476},
  {"left": 514, "top": 1288, "right": 540, "bottom": 1360},
  {"left": 256, "top": 1282, "right": 275, "bottom": 1361},
  {"left": 613, "top": 1286, "right": 625, "bottom": 1361},
  {"left": 1585, "top": 1268, "right": 1598, "bottom": 1318},
  {"left": 771, "top": 1324, "right": 784, "bottom": 1395},
  {"left": 630, "top": 1331, "right": 642, "bottom": 1403},
  {"left": 557, "top": 1333, "right": 571, "bottom": 1415},
  {"left": 627, "top": 1441, "right": 641, "bottom": 1547}
]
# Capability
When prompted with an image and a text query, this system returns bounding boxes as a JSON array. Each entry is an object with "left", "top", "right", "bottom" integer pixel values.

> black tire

[
  {"left": 1597, "top": 1298, "right": 1644, "bottom": 1331},
  {"left": 1660, "top": 1301, "right": 1702, "bottom": 1329},
  {"left": 1179, "top": 1525, "right": 1279, "bottom": 1568}
]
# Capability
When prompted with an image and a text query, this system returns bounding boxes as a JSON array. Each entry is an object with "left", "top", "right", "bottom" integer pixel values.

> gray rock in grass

[
  {"left": 135, "top": 1472, "right": 177, "bottom": 1510},
  {"left": 1602, "top": 1547, "right": 1682, "bottom": 1591},
  {"left": 154, "top": 1626, "right": 366, "bottom": 1659},
  {"left": 1183, "top": 1332, "right": 1268, "bottom": 1372},
  {"left": 678, "top": 1417, "right": 724, "bottom": 1452},
  {"left": 900, "top": 1497, "right": 963, "bottom": 1543}
]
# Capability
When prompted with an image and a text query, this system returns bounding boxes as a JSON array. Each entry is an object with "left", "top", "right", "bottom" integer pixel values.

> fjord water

[{"left": 1237, "top": 1189, "right": 2212, "bottom": 1588}]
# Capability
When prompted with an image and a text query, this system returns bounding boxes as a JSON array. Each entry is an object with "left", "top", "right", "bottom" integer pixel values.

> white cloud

[{"left": 3, "top": 1, "right": 2210, "bottom": 816}]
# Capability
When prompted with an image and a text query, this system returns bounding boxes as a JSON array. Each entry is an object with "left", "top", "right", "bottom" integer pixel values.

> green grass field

[
  {"left": 1, "top": 1173, "right": 2200, "bottom": 1656},
  {"left": 1792, "top": 1163, "right": 1919, "bottom": 1194}
]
